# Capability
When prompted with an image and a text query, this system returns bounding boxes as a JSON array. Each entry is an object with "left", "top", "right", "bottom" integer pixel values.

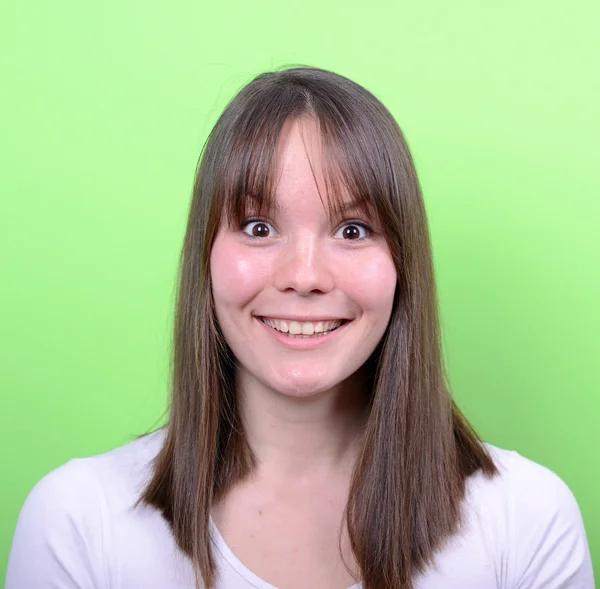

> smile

[{"left": 259, "top": 317, "right": 347, "bottom": 338}]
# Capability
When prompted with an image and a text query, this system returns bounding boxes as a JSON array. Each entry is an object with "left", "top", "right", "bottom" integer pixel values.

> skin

[{"left": 209, "top": 117, "right": 397, "bottom": 589}]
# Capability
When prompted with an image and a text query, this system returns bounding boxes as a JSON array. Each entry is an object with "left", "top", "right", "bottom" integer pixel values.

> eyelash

[{"left": 240, "top": 218, "right": 374, "bottom": 241}]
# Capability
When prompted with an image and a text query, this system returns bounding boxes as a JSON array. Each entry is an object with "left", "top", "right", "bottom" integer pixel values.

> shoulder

[
  {"left": 29, "top": 427, "right": 166, "bottom": 509},
  {"left": 480, "top": 443, "right": 587, "bottom": 532},
  {"left": 19, "top": 426, "right": 167, "bottom": 518},
  {"left": 81, "top": 427, "right": 167, "bottom": 498},
  {"left": 5, "top": 428, "right": 167, "bottom": 588},
  {"left": 478, "top": 443, "right": 581, "bottom": 512},
  {"left": 468, "top": 443, "right": 595, "bottom": 589}
]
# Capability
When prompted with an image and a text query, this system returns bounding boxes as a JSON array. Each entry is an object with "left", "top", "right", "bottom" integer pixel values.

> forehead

[
  {"left": 275, "top": 118, "right": 326, "bottom": 193},
  {"left": 269, "top": 118, "right": 357, "bottom": 214}
]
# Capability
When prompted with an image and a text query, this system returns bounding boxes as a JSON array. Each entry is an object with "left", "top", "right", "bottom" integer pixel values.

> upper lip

[{"left": 256, "top": 315, "right": 350, "bottom": 322}]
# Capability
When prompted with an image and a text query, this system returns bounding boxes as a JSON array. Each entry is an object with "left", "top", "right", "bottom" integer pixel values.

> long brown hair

[{"left": 138, "top": 65, "right": 499, "bottom": 589}]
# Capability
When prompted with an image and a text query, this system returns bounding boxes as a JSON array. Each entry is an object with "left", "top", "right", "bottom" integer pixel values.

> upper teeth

[{"left": 261, "top": 318, "right": 343, "bottom": 335}]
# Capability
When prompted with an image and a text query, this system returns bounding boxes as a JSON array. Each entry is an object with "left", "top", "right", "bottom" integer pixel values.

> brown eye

[
  {"left": 333, "top": 222, "right": 372, "bottom": 241},
  {"left": 342, "top": 225, "right": 361, "bottom": 240},
  {"left": 252, "top": 223, "right": 270, "bottom": 237},
  {"left": 242, "top": 220, "right": 276, "bottom": 239}
]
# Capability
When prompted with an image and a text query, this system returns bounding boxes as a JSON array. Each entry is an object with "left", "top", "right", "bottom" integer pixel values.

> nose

[{"left": 273, "top": 233, "right": 334, "bottom": 295}]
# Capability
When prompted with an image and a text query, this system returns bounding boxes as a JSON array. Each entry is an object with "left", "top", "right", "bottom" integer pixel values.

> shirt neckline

[{"left": 209, "top": 515, "right": 362, "bottom": 589}]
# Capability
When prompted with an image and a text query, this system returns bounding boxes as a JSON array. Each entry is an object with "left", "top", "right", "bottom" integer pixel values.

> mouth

[{"left": 257, "top": 317, "right": 349, "bottom": 339}]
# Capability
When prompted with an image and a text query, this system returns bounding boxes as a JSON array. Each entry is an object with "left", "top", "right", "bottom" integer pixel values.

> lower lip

[{"left": 256, "top": 318, "right": 349, "bottom": 350}]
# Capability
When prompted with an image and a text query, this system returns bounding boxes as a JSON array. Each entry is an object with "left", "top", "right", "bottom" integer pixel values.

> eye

[
  {"left": 333, "top": 222, "right": 372, "bottom": 241},
  {"left": 241, "top": 219, "right": 277, "bottom": 239}
]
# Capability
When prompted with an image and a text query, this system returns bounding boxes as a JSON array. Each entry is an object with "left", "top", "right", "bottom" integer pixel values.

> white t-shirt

[{"left": 5, "top": 428, "right": 595, "bottom": 589}]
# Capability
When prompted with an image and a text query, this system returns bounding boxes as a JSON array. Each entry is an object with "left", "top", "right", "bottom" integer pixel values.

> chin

[{"left": 269, "top": 373, "right": 340, "bottom": 398}]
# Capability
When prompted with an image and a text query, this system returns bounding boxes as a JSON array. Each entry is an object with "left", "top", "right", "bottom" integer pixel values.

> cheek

[
  {"left": 210, "top": 235, "right": 268, "bottom": 310},
  {"left": 345, "top": 252, "right": 397, "bottom": 316}
]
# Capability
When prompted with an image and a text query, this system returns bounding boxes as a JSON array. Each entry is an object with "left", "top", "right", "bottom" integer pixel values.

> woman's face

[{"left": 210, "top": 118, "right": 397, "bottom": 398}]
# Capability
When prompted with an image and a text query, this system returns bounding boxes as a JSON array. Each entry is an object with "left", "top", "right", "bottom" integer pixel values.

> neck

[{"left": 236, "top": 369, "right": 370, "bottom": 481}]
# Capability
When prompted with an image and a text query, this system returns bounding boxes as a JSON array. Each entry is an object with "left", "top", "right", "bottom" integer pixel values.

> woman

[{"left": 6, "top": 66, "right": 594, "bottom": 589}]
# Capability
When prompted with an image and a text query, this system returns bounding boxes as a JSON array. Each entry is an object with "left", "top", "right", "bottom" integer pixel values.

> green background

[{"left": 1, "top": 0, "right": 598, "bottom": 581}]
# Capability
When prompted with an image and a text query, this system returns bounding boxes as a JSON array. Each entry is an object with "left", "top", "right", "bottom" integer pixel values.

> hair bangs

[
  {"left": 219, "top": 121, "right": 283, "bottom": 229},
  {"left": 219, "top": 114, "right": 389, "bottom": 233},
  {"left": 310, "top": 108, "right": 397, "bottom": 237},
  {"left": 212, "top": 71, "right": 399, "bottom": 235},
  {"left": 215, "top": 82, "right": 314, "bottom": 230}
]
